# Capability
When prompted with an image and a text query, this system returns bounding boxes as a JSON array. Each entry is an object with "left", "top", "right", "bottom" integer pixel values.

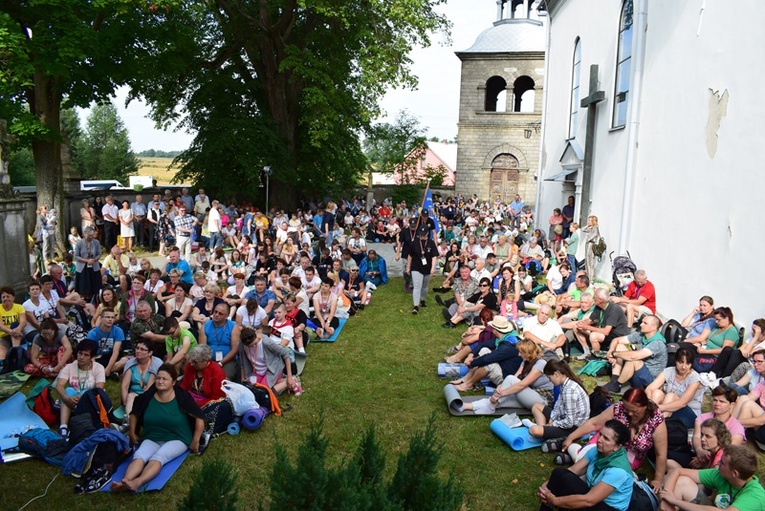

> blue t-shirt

[
  {"left": 204, "top": 320, "right": 236, "bottom": 358},
  {"left": 584, "top": 448, "right": 633, "bottom": 511},
  {"left": 687, "top": 314, "right": 717, "bottom": 338},
  {"left": 86, "top": 325, "right": 125, "bottom": 356},
  {"left": 166, "top": 260, "right": 193, "bottom": 285},
  {"left": 245, "top": 289, "right": 276, "bottom": 311}
]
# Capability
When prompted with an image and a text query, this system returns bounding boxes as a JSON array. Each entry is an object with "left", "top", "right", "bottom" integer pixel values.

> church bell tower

[{"left": 454, "top": 0, "right": 546, "bottom": 205}]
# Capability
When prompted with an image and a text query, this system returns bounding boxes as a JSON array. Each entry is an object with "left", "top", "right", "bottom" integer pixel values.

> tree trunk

[{"left": 31, "top": 72, "right": 66, "bottom": 258}]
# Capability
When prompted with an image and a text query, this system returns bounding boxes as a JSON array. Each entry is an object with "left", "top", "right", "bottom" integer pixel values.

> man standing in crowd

[
  {"left": 194, "top": 188, "right": 210, "bottom": 224},
  {"left": 131, "top": 194, "right": 147, "bottom": 247},
  {"left": 101, "top": 195, "right": 119, "bottom": 250},
  {"left": 173, "top": 206, "right": 196, "bottom": 261},
  {"left": 208, "top": 200, "right": 222, "bottom": 249}
]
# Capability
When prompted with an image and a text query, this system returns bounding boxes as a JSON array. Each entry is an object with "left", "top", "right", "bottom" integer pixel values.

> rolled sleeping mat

[
  {"left": 490, "top": 420, "right": 544, "bottom": 451},
  {"left": 444, "top": 384, "right": 464, "bottom": 413},
  {"left": 227, "top": 422, "right": 240, "bottom": 436},
  {"left": 242, "top": 407, "right": 268, "bottom": 431},
  {"left": 437, "top": 362, "right": 468, "bottom": 379}
]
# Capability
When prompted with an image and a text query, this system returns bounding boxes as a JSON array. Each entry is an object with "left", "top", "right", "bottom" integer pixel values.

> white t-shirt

[
  {"left": 58, "top": 361, "right": 106, "bottom": 395},
  {"left": 144, "top": 279, "right": 165, "bottom": 295},
  {"left": 296, "top": 289, "right": 310, "bottom": 316},
  {"left": 301, "top": 275, "right": 322, "bottom": 292},
  {"left": 524, "top": 316, "right": 564, "bottom": 343},
  {"left": 208, "top": 208, "right": 221, "bottom": 233},
  {"left": 23, "top": 294, "right": 59, "bottom": 334},
  {"left": 269, "top": 318, "right": 294, "bottom": 350},
  {"left": 547, "top": 265, "right": 563, "bottom": 291},
  {"left": 236, "top": 305, "right": 267, "bottom": 328}
]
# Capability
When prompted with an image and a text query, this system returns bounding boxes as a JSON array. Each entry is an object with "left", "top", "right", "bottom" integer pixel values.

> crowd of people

[
  {"left": 396, "top": 193, "right": 765, "bottom": 511},
  {"left": 11, "top": 189, "right": 765, "bottom": 507}
]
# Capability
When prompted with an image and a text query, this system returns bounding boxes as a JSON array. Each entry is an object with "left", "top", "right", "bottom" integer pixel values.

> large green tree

[
  {"left": 80, "top": 102, "right": 139, "bottom": 182},
  {"left": 0, "top": 0, "right": 195, "bottom": 242},
  {"left": 138, "top": 0, "right": 450, "bottom": 205}
]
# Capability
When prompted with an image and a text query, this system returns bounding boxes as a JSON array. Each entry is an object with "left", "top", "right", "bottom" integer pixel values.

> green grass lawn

[{"left": 2, "top": 277, "right": 764, "bottom": 510}]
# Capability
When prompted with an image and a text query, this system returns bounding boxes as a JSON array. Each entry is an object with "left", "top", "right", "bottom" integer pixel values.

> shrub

[
  {"left": 178, "top": 457, "right": 239, "bottom": 511},
  {"left": 265, "top": 414, "right": 462, "bottom": 511}
]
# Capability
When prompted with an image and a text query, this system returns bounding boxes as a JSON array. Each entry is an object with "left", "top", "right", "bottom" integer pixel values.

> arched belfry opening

[
  {"left": 485, "top": 76, "right": 507, "bottom": 112},
  {"left": 513, "top": 75, "right": 535, "bottom": 112}
]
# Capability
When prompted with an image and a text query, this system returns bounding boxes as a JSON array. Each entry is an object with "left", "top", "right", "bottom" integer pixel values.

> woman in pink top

[{"left": 693, "top": 386, "right": 745, "bottom": 465}]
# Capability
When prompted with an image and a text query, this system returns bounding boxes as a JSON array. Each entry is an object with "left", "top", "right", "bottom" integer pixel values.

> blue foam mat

[
  {"left": 102, "top": 450, "right": 190, "bottom": 492},
  {"left": 490, "top": 420, "right": 544, "bottom": 451},
  {"left": 0, "top": 392, "right": 49, "bottom": 452},
  {"left": 312, "top": 317, "right": 347, "bottom": 342}
]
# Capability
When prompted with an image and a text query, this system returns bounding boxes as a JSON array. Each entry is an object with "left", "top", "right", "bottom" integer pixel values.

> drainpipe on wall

[
  {"left": 618, "top": 0, "right": 648, "bottom": 253},
  {"left": 533, "top": 9, "right": 552, "bottom": 231}
]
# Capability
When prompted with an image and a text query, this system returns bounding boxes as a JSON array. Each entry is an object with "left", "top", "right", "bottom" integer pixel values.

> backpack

[
  {"left": 2, "top": 346, "right": 30, "bottom": 374},
  {"left": 665, "top": 419, "right": 691, "bottom": 453},
  {"left": 588, "top": 386, "right": 614, "bottom": 418},
  {"left": 65, "top": 324, "right": 89, "bottom": 351},
  {"left": 18, "top": 427, "right": 69, "bottom": 465},
  {"left": 242, "top": 381, "right": 281, "bottom": 416},
  {"left": 591, "top": 236, "right": 607, "bottom": 259},
  {"left": 630, "top": 479, "right": 659, "bottom": 511},
  {"left": 73, "top": 388, "right": 114, "bottom": 429},
  {"left": 32, "top": 385, "right": 60, "bottom": 426},
  {"left": 577, "top": 359, "right": 610, "bottom": 377}
]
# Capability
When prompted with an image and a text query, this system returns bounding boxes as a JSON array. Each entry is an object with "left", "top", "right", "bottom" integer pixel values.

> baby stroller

[{"left": 610, "top": 251, "right": 637, "bottom": 297}]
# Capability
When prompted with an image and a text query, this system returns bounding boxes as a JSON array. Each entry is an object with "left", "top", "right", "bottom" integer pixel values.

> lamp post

[{"left": 263, "top": 165, "right": 272, "bottom": 213}]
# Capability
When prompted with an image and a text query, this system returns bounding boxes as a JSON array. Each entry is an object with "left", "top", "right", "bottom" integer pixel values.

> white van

[{"left": 80, "top": 179, "right": 125, "bottom": 191}]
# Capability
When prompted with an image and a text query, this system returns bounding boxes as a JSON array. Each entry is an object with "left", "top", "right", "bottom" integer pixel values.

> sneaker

[
  {"left": 59, "top": 425, "right": 69, "bottom": 439},
  {"left": 575, "top": 353, "right": 590, "bottom": 361},
  {"left": 83, "top": 468, "right": 112, "bottom": 494},
  {"left": 411, "top": 306, "right": 419, "bottom": 315},
  {"left": 435, "top": 295, "right": 446, "bottom": 307},
  {"left": 442, "top": 321, "right": 456, "bottom": 329},
  {"left": 420, "top": 300, "right": 426, "bottom": 308}
]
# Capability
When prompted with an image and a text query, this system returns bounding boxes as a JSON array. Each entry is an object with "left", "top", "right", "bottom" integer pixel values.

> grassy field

[
  {"left": 135, "top": 157, "right": 187, "bottom": 186},
  {"left": 2, "top": 277, "right": 764, "bottom": 510}
]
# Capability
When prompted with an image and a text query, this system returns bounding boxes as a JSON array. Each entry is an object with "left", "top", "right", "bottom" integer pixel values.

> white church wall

[
  {"left": 623, "top": 1, "right": 765, "bottom": 325},
  {"left": 540, "top": 0, "right": 765, "bottom": 325}
]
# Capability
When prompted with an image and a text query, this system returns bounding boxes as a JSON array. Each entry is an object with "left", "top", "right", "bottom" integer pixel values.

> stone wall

[{"left": 0, "top": 199, "right": 32, "bottom": 293}]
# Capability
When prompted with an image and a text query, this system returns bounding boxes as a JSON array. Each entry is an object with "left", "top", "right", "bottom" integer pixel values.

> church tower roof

[{"left": 457, "top": 0, "right": 546, "bottom": 55}]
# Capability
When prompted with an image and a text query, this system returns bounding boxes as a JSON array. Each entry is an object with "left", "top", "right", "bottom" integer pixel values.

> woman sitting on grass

[
  {"left": 112, "top": 364, "right": 204, "bottom": 493},
  {"left": 450, "top": 316, "right": 522, "bottom": 392},
  {"left": 238, "top": 325, "right": 296, "bottom": 394},
  {"left": 444, "top": 308, "right": 496, "bottom": 363},
  {"left": 483, "top": 339, "right": 554, "bottom": 412},
  {"left": 313, "top": 278, "right": 339, "bottom": 339},
  {"left": 525, "top": 360, "right": 590, "bottom": 449},
  {"left": 538, "top": 419, "right": 633, "bottom": 511},
  {"left": 668, "top": 417, "right": 731, "bottom": 471},
  {"left": 561, "top": 388, "right": 668, "bottom": 494},
  {"left": 645, "top": 347, "right": 704, "bottom": 428}
]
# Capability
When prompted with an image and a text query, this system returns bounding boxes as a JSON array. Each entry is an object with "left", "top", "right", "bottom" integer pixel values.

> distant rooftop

[{"left": 428, "top": 142, "right": 458, "bottom": 172}]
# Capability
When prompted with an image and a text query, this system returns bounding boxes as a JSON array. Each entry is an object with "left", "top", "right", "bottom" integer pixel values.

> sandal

[
  {"left": 554, "top": 452, "right": 573, "bottom": 465},
  {"left": 444, "top": 344, "right": 461, "bottom": 355},
  {"left": 541, "top": 437, "right": 564, "bottom": 453},
  {"left": 470, "top": 383, "right": 485, "bottom": 392}
]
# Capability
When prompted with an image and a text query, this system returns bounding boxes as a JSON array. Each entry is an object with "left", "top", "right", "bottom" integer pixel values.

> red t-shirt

[{"left": 626, "top": 280, "right": 656, "bottom": 313}]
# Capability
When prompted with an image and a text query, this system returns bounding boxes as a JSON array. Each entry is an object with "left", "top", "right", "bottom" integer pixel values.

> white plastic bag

[{"left": 221, "top": 379, "right": 258, "bottom": 416}]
